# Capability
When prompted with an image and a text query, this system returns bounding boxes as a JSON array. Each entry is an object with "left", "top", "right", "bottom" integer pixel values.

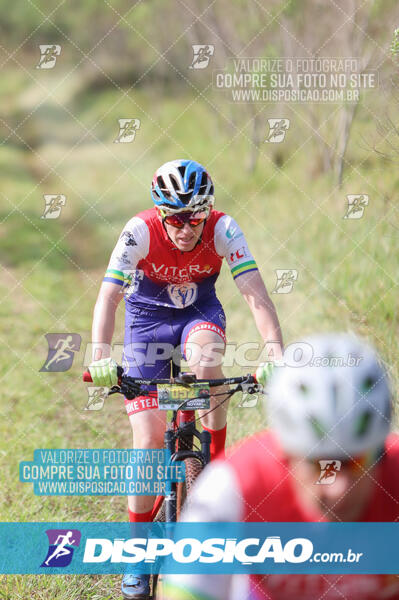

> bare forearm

[
  {"left": 91, "top": 284, "right": 121, "bottom": 360},
  {"left": 251, "top": 298, "right": 283, "bottom": 360},
  {"left": 236, "top": 272, "right": 283, "bottom": 361}
]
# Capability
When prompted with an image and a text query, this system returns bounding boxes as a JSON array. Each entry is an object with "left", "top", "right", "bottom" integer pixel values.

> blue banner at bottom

[{"left": 0, "top": 522, "right": 398, "bottom": 574}]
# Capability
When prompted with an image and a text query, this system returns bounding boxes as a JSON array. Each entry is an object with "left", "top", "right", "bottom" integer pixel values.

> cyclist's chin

[{"left": 174, "top": 238, "right": 197, "bottom": 251}]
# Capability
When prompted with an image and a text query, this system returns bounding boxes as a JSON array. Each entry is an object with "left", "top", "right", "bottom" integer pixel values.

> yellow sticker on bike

[{"left": 157, "top": 383, "right": 210, "bottom": 410}]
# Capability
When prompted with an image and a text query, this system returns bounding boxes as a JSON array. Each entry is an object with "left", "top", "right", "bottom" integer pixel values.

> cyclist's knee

[
  {"left": 133, "top": 431, "right": 164, "bottom": 449},
  {"left": 129, "top": 411, "right": 166, "bottom": 449},
  {"left": 192, "top": 364, "right": 224, "bottom": 380},
  {"left": 186, "top": 331, "right": 226, "bottom": 372}
]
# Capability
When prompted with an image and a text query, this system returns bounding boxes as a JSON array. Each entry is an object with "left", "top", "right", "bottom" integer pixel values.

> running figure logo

[
  {"left": 41, "top": 529, "right": 81, "bottom": 567},
  {"left": 189, "top": 45, "right": 214, "bottom": 69},
  {"left": 316, "top": 460, "right": 342, "bottom": 485},
  {"left": 41, "top": 194, "right": 66, "bottom": 219},
  {"left": 40, "top": 333, "right": 81, "bottom": 372},
  {"left": 343, "top": 194, "right": 369, "bottom": 219},
  {"left": 265, "top": 119, "right": 290, "bottom": 143},
  {"left": 114, "top": 119, "right": 141, "bottom": 143},
  {"left": 36, "top": 45, "right": 61, "bottom": 69},
  {"left": 272, "top": 269, "right": 298, "bottom": 294},
  {"left": 84, "top": 386, "right": 108, "bottom": 410}
]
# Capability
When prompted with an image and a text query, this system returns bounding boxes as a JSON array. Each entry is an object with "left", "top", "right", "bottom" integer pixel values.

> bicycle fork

[{"left": 164, "top": 411, "right": 211, "bottom": 523}]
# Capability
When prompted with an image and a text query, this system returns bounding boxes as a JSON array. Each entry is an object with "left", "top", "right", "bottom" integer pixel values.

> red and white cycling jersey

[
  {"left": 103, "top": 208, "right": 258, "bottom": 310},
  {"left": 166, "top": 431, "right": 399, "bottom": 600}
]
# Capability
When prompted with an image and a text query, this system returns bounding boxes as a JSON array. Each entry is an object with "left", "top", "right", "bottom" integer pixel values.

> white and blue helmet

[{"left": 151, "top": 159, "right": 214, "bottom": 213}]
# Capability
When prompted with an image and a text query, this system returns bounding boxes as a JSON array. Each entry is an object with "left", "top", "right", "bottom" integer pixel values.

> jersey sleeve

[
  {"left": 214, "top": 215, "right": 258, "bottom": 280},
  {"left": 163, "top": 462, "right": 244, "bottom": 600},
  {"left": 103, "top": 217, "right": 149, "bottom": 286}
]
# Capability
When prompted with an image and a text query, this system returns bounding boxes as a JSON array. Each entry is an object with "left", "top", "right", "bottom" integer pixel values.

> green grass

[{"left": 1, "top": 78, "right": 399, "bottom": 597}]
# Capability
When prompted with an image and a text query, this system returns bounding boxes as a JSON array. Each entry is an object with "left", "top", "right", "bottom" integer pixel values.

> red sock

[
  {"left": 202, "top": 424, "right": 227, "bottom": 460},
  {"left": 128, "top": 508, "right": 153, "bottom": 522}
]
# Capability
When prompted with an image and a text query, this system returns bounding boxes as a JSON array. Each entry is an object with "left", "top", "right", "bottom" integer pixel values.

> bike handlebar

[{"left": 82, "top": 370, "right": 258, "bottom": 387}]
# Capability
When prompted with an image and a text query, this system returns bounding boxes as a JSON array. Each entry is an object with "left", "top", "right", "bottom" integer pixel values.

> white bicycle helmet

[{"left": 267, "top": 333, "right": 391, "bottom": 459}]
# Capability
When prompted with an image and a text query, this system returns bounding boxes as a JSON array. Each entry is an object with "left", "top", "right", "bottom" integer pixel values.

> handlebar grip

[{"left": 82, "top": 366, "right": 124, "bottom": 384}]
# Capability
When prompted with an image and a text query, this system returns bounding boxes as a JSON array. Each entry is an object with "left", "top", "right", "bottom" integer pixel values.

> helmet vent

[
  {"left": 331, "top": 383, "right": 338, "bottom": 411},
  {"left": 157, "top": 175, "right": 165, "bottom": 189},
  {"left": 309, "top": 416, "right": 327, "bottom": 439},
  {"left": 298, "top": 383, "right": 309, "bottom": 395},
  {"left": 176, "top": 191, "right": 192, "bottom": 204},
  {"left": 157, "top": 176, "right": 172, "bottom": 200},
  {"left": 199, "top": 172, "right": 208, "bottom": 192},
  {"left": 355, "top": 410, "right": 373, "bottom": 437},
  {"left": 169, "top": 175, "right": 180, "bottom": 191},
  {"left": 188, "top": 172, "right": 196, "bottom": 191},
  {"left": 362, "top": 376, "right": 376, "bottom": 394}
]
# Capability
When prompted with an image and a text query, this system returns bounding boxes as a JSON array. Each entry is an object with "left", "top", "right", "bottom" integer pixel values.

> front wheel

[
  {"left": 176, "top": 456, "right": 203, "bottom": 517},
  {"left": 153, "top": 456, "right": 204, "bottom": 523}
]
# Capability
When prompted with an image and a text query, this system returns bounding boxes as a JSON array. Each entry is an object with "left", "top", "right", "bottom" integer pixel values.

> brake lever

[
  {"left": 237, "top": 381, "right": 263, "bottom": 408},
  {"left": 173, "top": 372, "right": 197, "bottom": 388},
  {"left": 107, "top": 385, "right": 122, "bottom": 396}
]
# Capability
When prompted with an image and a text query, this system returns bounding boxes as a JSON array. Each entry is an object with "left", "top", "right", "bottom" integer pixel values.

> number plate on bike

[{"left": 157, "top": 384, "right": 210, "bottom": 410}]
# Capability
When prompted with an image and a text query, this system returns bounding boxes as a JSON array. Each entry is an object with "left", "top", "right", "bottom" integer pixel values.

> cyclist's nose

[{"left": 181, "top": 223, "right": 193, "bottom": 234}]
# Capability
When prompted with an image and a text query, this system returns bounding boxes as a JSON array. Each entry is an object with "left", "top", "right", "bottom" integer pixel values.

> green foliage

[{"left": 391, "top": 27, "right": 399, "bottom": 59}]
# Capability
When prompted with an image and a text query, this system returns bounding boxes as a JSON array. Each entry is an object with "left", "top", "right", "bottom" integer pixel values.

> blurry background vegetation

[{"left": 1, "top": 0, "right": 399, "bottom": 596}]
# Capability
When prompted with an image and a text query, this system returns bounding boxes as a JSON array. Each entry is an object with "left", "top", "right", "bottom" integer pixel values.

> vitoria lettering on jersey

[
  {"left": 83, "top": 536, "right": 314, "bottom": 564},
  {"left": 150, "top": 263, "right": 213, "bottom": 282}
]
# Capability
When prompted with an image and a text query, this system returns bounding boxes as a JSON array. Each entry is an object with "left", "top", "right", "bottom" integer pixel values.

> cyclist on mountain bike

[
  {"left": 163, "top": 333, "right": 399, "bottom": 600},
  {"left": 88, "top": 159, "right": 283, "bottom": 598}
]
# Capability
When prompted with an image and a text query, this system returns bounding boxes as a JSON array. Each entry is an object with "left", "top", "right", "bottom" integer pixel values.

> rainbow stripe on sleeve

[
  {"left": 230, "top": 260, "right": 258, "bottom": 280},
  {"left": 103, "top": 268, "right": 126, "bottom": 286}
]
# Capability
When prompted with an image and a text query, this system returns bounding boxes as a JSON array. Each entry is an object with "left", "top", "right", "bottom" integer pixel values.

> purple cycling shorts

[{"left": 122, "top": 301, "right": 226, "bottom": 416}]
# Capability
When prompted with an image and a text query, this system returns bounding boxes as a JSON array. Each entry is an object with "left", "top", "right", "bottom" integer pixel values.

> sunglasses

[{"left": 160, "top": 210, "right": 208, "bottom": 229}]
